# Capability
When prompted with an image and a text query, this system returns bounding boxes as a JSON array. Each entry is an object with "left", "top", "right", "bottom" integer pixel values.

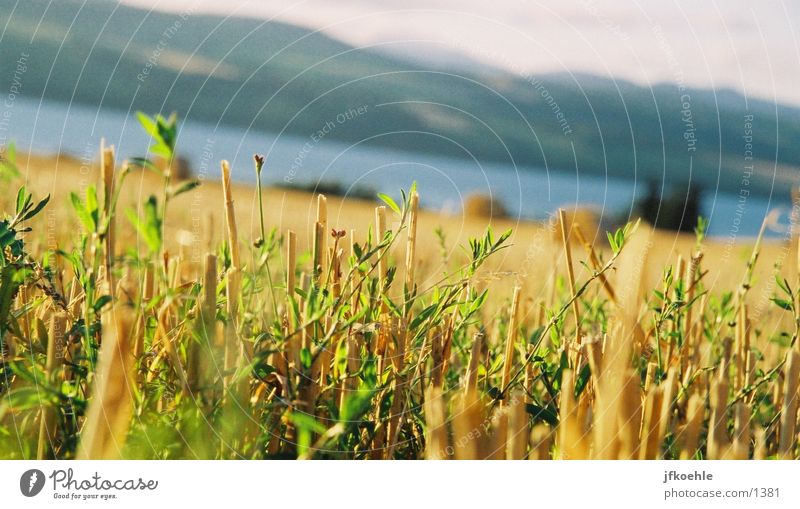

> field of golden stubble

[
  {"left": 15, "top": 151, "right": 792, "bottom": 319},
  {"left": 1, "top": 147, "right": 798, "bottom": 460}
]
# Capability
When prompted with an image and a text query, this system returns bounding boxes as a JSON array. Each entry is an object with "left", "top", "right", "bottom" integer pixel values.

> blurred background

[{"left": 1, "top": 0, "right": 799, "bottom": 236}]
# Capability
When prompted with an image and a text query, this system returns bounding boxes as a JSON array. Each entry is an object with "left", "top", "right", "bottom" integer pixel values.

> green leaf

[
  {"left": 606, "top": 231, "right": 618, "bottom": 253},
  {"left": 125, "top": 196, "right": 162, "bottom": 253},
  {"left": 0, "top": 387, "right": 57, "bottom": 419},
  {"left": 528, "top": 326, "right": 546, "bottom": 345},
  {"left": 775, "top": 275, "right": 791, "bottom": 296},
  {"left": 168, "top": 180, "right": 200, "bottom": 198},
  {"left": 772, "top": 297, "right": 793, "bottom": 311},
  {"left": 525, "top": 403, "right": 559, "bottom": 426},
  {"left": 339, "top": 388, "right": 374, "bottom": 423},
  {"left": 15, "top": 186, "right": 29, "bottom": 215},
  {"left": 22, "top": 195, "right": 50, "bottom": 221},
  {"left": 300, "top": 348, "right": 312, "bottom": 370},
  {"left": 93, "top": 295, "right": 113, "bottom": 312},
  {"left": 70, "top": 192, "right": 95, "bottom": 232},
  {"left": 574, "top": 363, "right": 592, "bottom": 397},
  {"left": 352, "top": 242, "right": 363, "bottom": 261},
  {"left": 409, "top": 303, "right": 439, "bottom": 330},
  {"left": 136, "top": 112, "right": 159, "bottom": 139},
  {"left": 290, "top": 412, "right": 326, "bottom": 434},
  {"left": 381, "top": 294, "right": 402, "bottom": 318},
  {"left": 150, "top": 143, "right": 172, "bottom": 158},
  {"left": 377, "top": 193, "right": 401, "bottom": 215},
  {"left": 85, "top": 186, "right": 99, "bottom": 224},
  {"left": 0, "top": 221, "right": 15, "bottom": 250},
  {"left": 129, "top": 157, "right": 161, "bottom": 175}
]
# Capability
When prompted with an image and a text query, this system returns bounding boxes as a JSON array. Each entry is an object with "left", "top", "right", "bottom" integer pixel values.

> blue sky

[{"left": 119, "top": 0, "right": 800, "bottom": 105}]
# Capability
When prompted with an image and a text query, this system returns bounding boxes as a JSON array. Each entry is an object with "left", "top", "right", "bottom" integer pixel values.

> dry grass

[{"left": 0, "top": 148, "right": 799, "bottom": 460}]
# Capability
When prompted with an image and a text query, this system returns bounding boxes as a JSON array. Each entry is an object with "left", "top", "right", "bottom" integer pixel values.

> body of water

[{"left": 3, "top": 96, "right": 786, "bottom": 237}]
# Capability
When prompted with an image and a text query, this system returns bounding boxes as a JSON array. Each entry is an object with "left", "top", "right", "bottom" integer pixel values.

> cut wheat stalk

[
  {"left": 729, "top": 402, "right": 751, "bottom": 460},
  {"left": 286, "top": 228, "right": 297, "bottom": 310},
  {"left": 146, "top": 302, "right": 189, "bottom": 391},
  {"left": 655, "top": 367, "right": 678, "bottom": 455},
  {"left": 720, "top": 337, "right": 733, "bottom": 384},
  {"left": 451, "top": 390, "right": 483, "bottom": 460},
  {"left": 405, "top": 191, "right": 419, "bottom": 291},
  {"left": 348, "top": 229, "right": 360, "bottom": 313},
  {"left": 373, "top": 206, "right": 389, "bottom": 371},
  {"left": 679, "top": 394, "right": 704, "bottom": 460},
  {"left": 386, "top": 322, "right": 410, "bottom": 458},
  {"left": 375, "top": 206, "right": 387, "bottom": 282},
  {"left": 680, "top": 252, "right": 702, "bottom": 369},
  {"left": 500, "top": 286, "right": 522, "bottom": 398},
  {"left": 644, "top": 362, "right": 657, "bottom": 393},
  {"left": 202, "top": 253, "right": 218, "bottom": 323},
  {"left": 558, "top": 209, "right": 581, "bottom": 348},
  {"left": 529, "top": 424, "right": 554, "bottom": 460},
  {"left": 573, "top": 224, "right": 617, "bottom": 304},
  {"left": 616, "top": 370, "right": 643, "bottom": 459},
  {"left": 666, "top": 256, "right": 685, "bottom": 365},
  {"left": 778, "top": 349, "right": 800, "bottom": 457},
  {"left": 221, "top": 160, "right": 240, "bottom": 270},
  {"left": 638, "top": 385, "right": 664, "bottom": 460},
  {"left": 77, "top": 304, "right": 135, "bottom": 459},
  {"left": 317, "top": 194, "right": 328, "bottom": 282},
  {"left": 506, "top": 391, "right": 529, "bottom": 459},
  {"left": 557, "top": 369, "right": 586, "bottom": 459},
  {"left": 330, "top": 246, "right": 343, "bottom": 298},
  {"left": 735, "top": 304, "right": 751, "bottom": 391},
  {"left": 754, "top": 427, "right": 768, "bottom": 460},
  {"left": 424, "top": 386, "right": 448, "bottom": 459},
  {"left": 464, "top": 330, "right": 483, "bottom": 397},
  {"left": 37, "top": 311, "right": 67, "bottom": 459},
  {"left": 224, "top": 267, "right": 243, "bottom": 385},
  {"left": 189, "top": 253, "right": 218, "bottom": 392},
  {"left": 312, "top": 221, "right": 324, "bottom": 284},
  {"left": 133, "top": 261, "right": 155, "bottom": 359},
  {"left": 707, "top": 375, "right": 730, "bottom": 460},
  {"left": 100, "top": 141, "right": 116, "bottom": 288}
]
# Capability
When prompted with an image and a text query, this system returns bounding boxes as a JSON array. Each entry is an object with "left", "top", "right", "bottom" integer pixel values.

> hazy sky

[{"left": 119, "top": 0, "right": 800, "bottom": 106}]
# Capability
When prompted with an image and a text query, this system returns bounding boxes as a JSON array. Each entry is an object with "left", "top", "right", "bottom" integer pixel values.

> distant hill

[{"left": 2, "top": 0, "right": 799, "bottom": 196}]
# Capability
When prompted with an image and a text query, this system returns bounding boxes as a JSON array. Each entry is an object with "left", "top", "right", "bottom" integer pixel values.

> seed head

[{"left": 254, "top": 154, "right": 265, "bottom": 174}]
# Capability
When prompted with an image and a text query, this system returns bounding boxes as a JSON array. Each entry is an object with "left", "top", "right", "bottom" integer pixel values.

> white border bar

[{"left": 2, "top": 460, "right": 798, "bottom": 508}]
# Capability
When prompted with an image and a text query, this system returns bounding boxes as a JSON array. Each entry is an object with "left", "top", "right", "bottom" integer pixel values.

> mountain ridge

[{"left": 1, "top": 0, "right": 798, "bottom": 197}]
